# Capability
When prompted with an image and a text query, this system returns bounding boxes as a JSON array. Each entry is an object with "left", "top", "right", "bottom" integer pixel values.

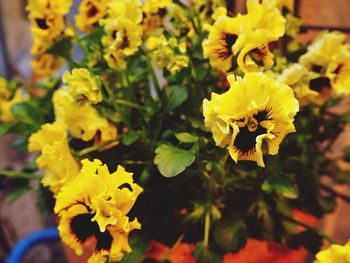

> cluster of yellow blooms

[
  {"left": 203, "top": 0, "right": 285, "bottom": 73},
  {"left": 6, "top": 0, "right": 348, "bottom": 262},
  {"left": 100, "top": 0, "right": 143, "bottom": 69},
  {"left": 147, "top": 36, "right": 189, "bottom": 75},
  {"left": 26, "top": 0, "right": 73, "bottom": 77}
]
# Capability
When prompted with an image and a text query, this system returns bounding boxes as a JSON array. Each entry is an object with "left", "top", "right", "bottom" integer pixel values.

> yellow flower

[
  {"left": 102, "top": 18, "right": 143, "bottom": 69},
  {"left": 276, "top": 0, "right": 294, "bottom": 12},
  {"left": 62, "top": 68, "right": 102, "bottom": 105},
  {"left": 278, "top": 63, "right": 327, "bottom": 105},
  {"left": 244, "top": 0, "right": 286, "bottom": 43},
  {"left": 53, "top": 89, "right": 117, "bottom": 142},
  {"left": 192, "top": 0, "right": 226, "bottom": 24},
  {"left": 75, "top": 0, "right": 109, "bottom": 33},
  {"left": 54, "top": 158, "right": 143, "bottom": 262},
  {"left": 314, "top": 241, "right": 350, "bottom": 263},
  {"left": 0, "top": 90, "right": 24, "bottom": 123},
  {"left": 106, "top": 0, "right": 143, "bottom": 25},
  {"left": 202, "top": 15, "right": 246, "bottom": 72},
  {"left": 299, "top": 31, "right": 350, "bottom": 99},
  {"left": 0, "top": 77, "right": 10, "bottom": 100},
  {"left": 28, "top": 121, "right": 80, "bottom": 195},
  {"left": 203, "top": 72, "right": 299, "bottom": 167},
  {"left": 147, "top": 35, "right": 189, "bottom": 75},
  {"left": 203, "top": 0, "right": 285, "bottom": 73},
  {"left": 26, "top": 0, "right": 73, "bottom": 54},
  {"left": 31, "top": 54, "right": 65, "bottom": 78}
]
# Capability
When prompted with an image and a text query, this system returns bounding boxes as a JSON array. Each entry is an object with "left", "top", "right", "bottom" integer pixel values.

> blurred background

[{"left": 0, "top": 0, "right": 349, "bottom": 262}]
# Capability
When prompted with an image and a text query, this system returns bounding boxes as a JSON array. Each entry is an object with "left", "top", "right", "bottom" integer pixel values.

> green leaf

[
  {"left": 119, "top": 233, "right": 149, "bottom": 263},
  {"left": 11, "top": 102, "right": 44, "bottom": 127},
  {"left": 122, "top": 130, "right": 139, "bottom": 146},
  {"left": 214, "top": 220, "right": 247, "bottom": 253},
  {"left": 175, "top": 132, "right": 198, "bottom": 143},
  {"left": 165, "top": 86, "right": 188, "bottom": 111},
  {"left": 0, "top": 123, "right": 14, "bottom": 136},
  {"left": 262, "top": 172, "right": 299, "bottom": 199},
  {"left": 45, "top": 37, "right": 72, "bottom": 60},
  {"left": 194, "top": 243, "right": 220, "bottom": 263},
  {"left": 154, "top": 144, "right": 195, "bottom": 177}
]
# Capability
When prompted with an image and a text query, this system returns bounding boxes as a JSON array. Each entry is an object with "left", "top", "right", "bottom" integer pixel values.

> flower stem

[
  {"left": 113, "top": 98, "right": 147, "bottom": 110},
  {"left": 77, "top": 140, "right": 118, "bottom": 157},
  {"left": 281, "top": 214, "right": 336, "bottom": 244},
  {"left": 0, "top": 170, "right": 41, "bottom": 180},
  {"left": 204, "top": 211, "right": 211, "bottom": 248}
]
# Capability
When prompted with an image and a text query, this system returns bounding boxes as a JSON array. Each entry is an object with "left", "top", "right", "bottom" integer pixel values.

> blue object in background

[{"left": 6, "top": 228, "right": 59, "bottom": 263}]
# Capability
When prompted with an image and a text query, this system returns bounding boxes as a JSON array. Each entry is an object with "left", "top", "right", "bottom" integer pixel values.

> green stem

[
  {"left": 113, "top": 98, "right": 146, "bottom": 110},
  {"left": 282, "top": 215, "right": 336, "bottom": 244},
  {"left": 204, "top": 210, "right": 211, "bottom": 248},
  {"left": 0, "top": 170, "right": 41, "bottom": 180},
  {"left": 77, "top": 140, "right": 117, "bottom": 157},
  {"left": 146, "top": 58, "right": 162, "bottom": 99}
]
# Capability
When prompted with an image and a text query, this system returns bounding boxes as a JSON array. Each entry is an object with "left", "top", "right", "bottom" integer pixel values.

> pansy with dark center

[
  {"left": 216, "top": 33, "right": 238, "bottom": 60},
  {"left": 233, "top": 109, "right": 272, "bottom": 155},
  {"left": 203, "top": 72, "right": 299, "bottom": 167},
  {"left": 70, "top": 213, "right": 113, "bottom": 252}
]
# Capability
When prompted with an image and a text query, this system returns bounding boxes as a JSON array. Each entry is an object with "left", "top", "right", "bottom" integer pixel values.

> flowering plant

[{"left": 1, "top": 0, "right": 350, "bottom": 262}]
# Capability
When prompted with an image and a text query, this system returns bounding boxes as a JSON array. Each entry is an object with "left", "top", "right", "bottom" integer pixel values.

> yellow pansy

[
  {"left": 244, "top": 0, "right": 286, "bottom": 43},
  {"left": 167, "top": 3, "right": 194, "bottom": 38},
  {"left": 106, "top": 0, "right": 143, "bottom": 25},
  {"left": 314, "top": 241, "right": 350, "bottom": 263},
  {"left": 54, "top": 158, "right": 143, "bottom": 262},
  {"left": 299, "top": 31, "right": 350, "bottom": 99},
  {"left": 147, "top": 35, "right": 189, "bottom": 75},
  {"left": 26, "top": 0, "right": 73, "bottom": 55},
  {"left": 75, "top": 0, "right": 109, "bottom": 33},
  {"left": 53, "top": 89, "right": 117, "bottom": 142},
  {"left": 203, "top": 0, "right": 285, "bottom": 73},
  {"left": 203, "top": 72, "right": 299, "bottom": 167},
  {"left": 278, "top": 63, "right": 327, "bottom": 105},
  {"left": 0, "top": 77, "right": 10, "bottom": 100},
  {"left": 202, "top": 15, "right": 246, "bottom": 72},
  {"left": 0, "top": 90, "right": 24, "bottom": 123},
  {"left": 31, "top": 54, "right": 65, "bottom": 78},
  {"left": 28, "top": 121, "right": 80, "bottom": 195},
  {"left": 62, "top": 68, "right": 102, "bottom": 105},
  {"left": 102, "top": 18, "right": 143, "bottom": 69}
]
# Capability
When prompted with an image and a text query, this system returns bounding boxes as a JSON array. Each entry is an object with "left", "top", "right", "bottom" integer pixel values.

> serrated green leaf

[
  {"left": 154, "top": 144, "right": 195, "bottom": 177},
  {"left": 175, "top": 132, "right": 198, "bottom": 143},
  {"left": 122, "top": 130, "right": 139, "bottom": 146},
  {"left": 165, "top": 86, "right": 188, "bottom": 111},
  {"left": 214, "top": 220, "right": 247, "bottom": 253},
  {"left": 262, "top": 172, "right": 299, "bottom": 199}
]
